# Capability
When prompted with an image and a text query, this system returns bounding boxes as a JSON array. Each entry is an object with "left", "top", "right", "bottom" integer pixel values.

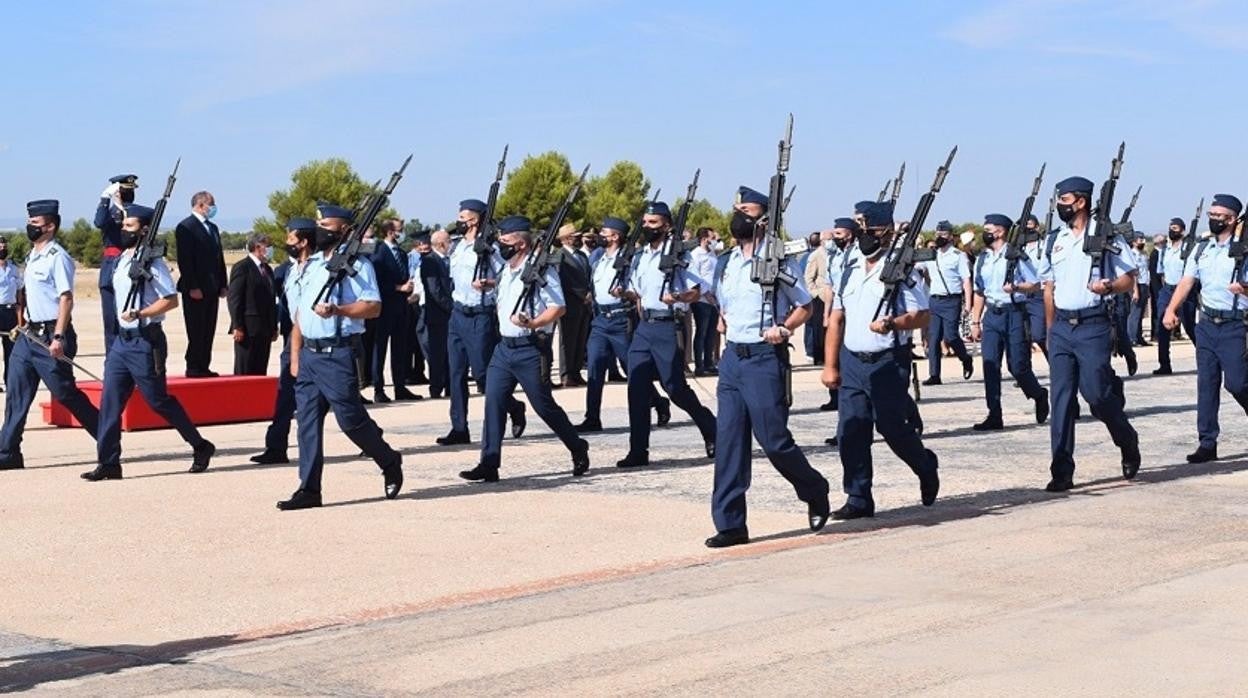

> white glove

[{"left": 102, "top": 182, "right": 120, "bottom": 199}]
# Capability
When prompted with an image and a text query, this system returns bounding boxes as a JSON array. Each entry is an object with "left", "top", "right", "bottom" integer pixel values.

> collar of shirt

[
  {"left": 192, "top": 211, "right": 208, "bottom": 225},
  {"left": 250, "top": 253, "right": 267, "bottom": 268}
]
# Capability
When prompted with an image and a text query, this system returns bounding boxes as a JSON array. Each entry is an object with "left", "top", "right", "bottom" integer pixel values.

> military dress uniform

[
  {"left": 461, "top": 216, "right": 589, "bottom": 481},
  {"left": 919, "top": 222, "right": 974, "bottom": 383},
  {"left": 86, "top": 205, "right": 214, "bottom": 480},
  {"left": 707, "top": 244, "right": 829, "bottom": 546},
  {"left": 1037, "top": 177, "right": 1140, "bottom": 490},
  {"left": 0, "top": 200, "right": 100, "bottom": 470},
  {"left": 1155, "top": 235, "right": 1197, "bottom": 373}
]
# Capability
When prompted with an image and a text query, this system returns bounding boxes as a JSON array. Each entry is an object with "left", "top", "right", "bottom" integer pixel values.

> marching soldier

[
  {"left": 437, "top": 199, "right": 526, "bottom": 445},
  {"left": 276, "top": 203, "right": 403, "bottom": 510},
  {"left": 819, "top": 217, "right": 859, "bottom": 447},
  {"left": 82, "top": 205, "right": 215, "bottom": 480},
  {"left": 919, "top": 220, "right": 974, "bottom": 385},
  {"left": 1038, "top": 176, "right": 1140, "bottom": 492},
  {"left": 1022, "top": 214, "right": 1048, "bottom": 356},
  {"left": 968, "top": 214, "right": 1049, "bottom": 430},
  {"left": 458, "top": 216, "right": 589, "bottom": 482},
  {"left": 95, "top": 174, "right": 138, "bottom": 351},
  {"left": 0, "top": 237, "right": 21, "bottom": 381},
  {"left": 822, "top": 201, "right": 939, "bottom": 518},
  {"left": 613, "top": 199, "right": 718, "bottom": 468},
  {"left": 704, "top": 189, "right": 830, "bottom": 548},
  {"left": 1154, "top": 217, "right": 1197, "bottom": 375},
  {"left": 1161, "top": 195, "right": 1248, "bottom": 464}
]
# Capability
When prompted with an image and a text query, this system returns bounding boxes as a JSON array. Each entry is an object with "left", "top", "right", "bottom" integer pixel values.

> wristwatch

[
  {"left": 52, "top": 333, "right": 64, "bottom": 342},
  {"left": 882, "top": 317, "right": 896, "bottom": 332}
]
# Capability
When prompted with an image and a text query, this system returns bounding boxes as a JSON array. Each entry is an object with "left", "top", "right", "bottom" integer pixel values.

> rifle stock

[
  {"left": 1003, "top": 163, "right": 1046, "bottom": 284},
  {"left": 659, "top": 170, "right": 701, "bottom": 299}
]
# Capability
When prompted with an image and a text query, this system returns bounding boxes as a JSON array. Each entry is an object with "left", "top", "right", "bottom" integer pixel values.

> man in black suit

[
  {"left": 420, "top": 229, "right": 453, "bottom": 399},
  {"left": 555, "top": 223, "right": 591, "bottom": 387},
  {"left": 175, "top": 191, "right": 228, "bottom": 377},
  {"left": 369, "top": 219, "right": 421, "bottom": 403},
  {"left": 227, "top": 232, "right": 278, "bottom": 375}
]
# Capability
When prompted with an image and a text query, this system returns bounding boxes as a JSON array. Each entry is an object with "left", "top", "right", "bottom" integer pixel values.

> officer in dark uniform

[
  {"left": 703, "top": 190, "right": 830, "bottom": 548},
  {"left": 1022, "top": 214, "right": 1049, "bottom": 357},
  {"left": 822, "top": 201, "right": 939, "bottom": 519},
  {"left": 1038, "top": 176, "right": 1140, "bottom": 492},
  {"left": 459, "top": 216, "right": 589, "bottom": 482},
  {"left": 919, "top": 220, "right": 974, "bottom": 385},
  {"left": 576, "top": 216, "right": 670, "bottom": 432},
  {"left": 276, "top": 203, "right": 403, "bottom": 510},
  {"left": 968, "top": 214, "right": 1048, "bottom": 430},
  {"left": 250, "top": 217, "right": 310, "bottom": 465},
  {"left": 438, "top": 199, "right": 526, "bottom": 445},
  {"left": 82, "top": 205, "right": 215, "bottom": 480},
  {"left": 1154, "top": 217, "right": 1197, "bottom": 375},
  {"left": 95, "top": 174, "right": 138, "bottom": 352},
  {"left": 614, "top": 200, "right": 717, "bottom": 468},
  {"left": 1161, "top": 194, "right": 1248, "bottom": 464},
  {"left": 0, "top": 200, "right": 100, "bottom": 470}
]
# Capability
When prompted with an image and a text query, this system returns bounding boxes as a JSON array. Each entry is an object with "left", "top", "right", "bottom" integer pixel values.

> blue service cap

[
  {"left": 984, "top": 213, "right": 1013, "bottom": 229},
  {"left": 1212, "top": 194, "right": 1243, "bottom": 215},
  {"left": 124, "top": 204, "right": 156, "bottom": 225},
  {"left": 601, "top": 216, "right": 629, "bottom": 234},
  {"left": 1056, "top": 176, "right": 1094, "bottom": 197},
  {"left": 109, "top": 174, "right": 138, "bottom": 186},
  {"left": 1027, "top": 214, "right": 1040, "bottom": 225},
  {"left": 286, "top": 217, "right": 316, "bottom": 232},
  {"left": 935, "top": 220, "right": 953, "bottom": 233},
  {"left": 1169, "top": 217, "right": 1185, "bottom": 229},
  {"left": 833, "top": 217, "right": 860, "bottom": 232},
  {"left": 853, "top": 201, "right": 874, "bottom": 215},
  {"left": 26, "top": 199, "right": 59, "bottom": 218},
  {"left": 498, "top": 215, "right": 531, "bottom": 234},
  {"left": 646, "top": 201, "right": 672, "bottom": 219},
  {"left": 736, "top": 186, "right": 769, "bottom": 207},
  {"left": 861, "top": 202, "right": 894, "bottom": 229},
  {"left": 316, "top": 202, "right": 354, "bottom": 222},
  {"left": 459, "top": 199, "right": 487, "bottom": 215}
]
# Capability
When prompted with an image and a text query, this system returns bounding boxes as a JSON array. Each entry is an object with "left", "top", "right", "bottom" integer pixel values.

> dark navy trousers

[
  {"left": 1025, "top": 296, "right": 1047, "bottom": 355},
  {"left": 480, "top": 338, "right": 585, "bottom": 470},
  {"left": 712, "top": 343, "right": 828, "bottom": 532},
  {"left": 837, "top": 348, "right": 936, "bottom": 510},
  {"left": 98, "top": 326, "right": 205, "bottom": 468},
  {"left": 1156, "top": 284, "right": 1197, "bottom": 370},
  {"left": 0, "top": 328, "right": 99, "bottom": 461},
  {"left": 981, "top": 305, "right": 1045, "bottom": 417},
  {"left": 371, "top": 300, "right": 407, "bottom": 392},
  {"left": 1047, "top": 314, "right": 1138, "bottom": 481},
  {"left": 99, "top": 256, "right": 120, "bottom": 353},
  {"left": 926, "top": 294, "right": 970, "bottom": 378},
  {"left": 1194, "top": 318, "right": 1248, "bottom": 450},
  {"left": 263, "top": 341, "right": 296, "bottom": 454},
  {"left": 585, "top": 313, "right": 661, "bottom": 423},
  {"left": 626, "top": 319, "right": 716, "bottom": 455},
  {"left": 448, "top": 307, "right": 522, "bottom": 434}
]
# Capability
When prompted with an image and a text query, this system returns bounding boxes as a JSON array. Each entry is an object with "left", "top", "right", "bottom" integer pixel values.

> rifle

[
  {"left": 877, "top": 180, "right": 891, "bottom": 203},
  {"left": 472, "top": 145, "right": 509, "bottom": 294},
  {"left": 873, "top": 146, "right": 958, "bottom": 322},
  {"left": 511, "top": 164, "right": 590, "bottom": 317},
  {"left": 609, "top": 187, "right": 659, "bottom": 292},
  {"left": 1119, "top": 185, "right": 1141, "bottom": 225},
  {"left": 658, "top": 169, "right": 701, "bottom": 300},
  {"left": 1082, "top": 142, "right": 1125, "bottom": 275},
  {"left": 1003, "top": 162, "right": 1046, "bottom": 286},
  {"left": 1181, "top": 197, "right": 1204, "bottom": 261},
  {"left": 312, "top": 154, "right": 412, "bottom": 307},
  {"left": 1043, "top": 185, "right": 1057, "bottom": 235},
  {"left": 889, "top": 161, "right": 906, "bottom": 205},
  {"left": 123, "top": 158, "right": 180, "bottom": 314},
  {"left": 1229, "top": 206, "right": 1248, "bottom": 313},
  {"left": 782, "top": 185, "right": 796, "bottom": 213},
  {"left": 749, "top": 114, "right": 798, "bottom": 334}
]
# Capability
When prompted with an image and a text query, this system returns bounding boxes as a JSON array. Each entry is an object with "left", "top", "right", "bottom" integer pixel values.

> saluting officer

[
  {"left": 276, "top": 203, "right": 403, "bottom": 510},
  {"left": 95, "top": 174, "right": 138, "bottom": 351},
  {"left": 437, "top": 199, "right": 526, "bottom": 445},
  {"left": 614, "top": 199, "right": 718, "bottom": 468},
  {"left": 1162, "top": 194, "right": 1248, "bottom": 464},
  {"left": 1154, "top": 217, "right": 1197, "bottom": 375},
  {"left": 968, "top": 214, "right": 1049, "bottom": 431},
  {"left": 458, "top": 216, "right": 590, "bottom": 482},
  {"left": 82, "top": 205, "right": 215, "bottom": 481},
  {"left": 1038, "top": 176, "right": 1140, "bottom": 492},
  {"left": 919, "top": 220, "right": 974, "bottom": 385},
  {"left": 0, "top": 200, "right": 100, "bottom": 470},
  {"left": 576, "top": 216, "right": 670, "bottom": 433},
  {"left": 822, "top": 201, "right": 939, "bottom": 519},
  {"left": 703, "top": 190, "right": 830, "bottom": 548}
]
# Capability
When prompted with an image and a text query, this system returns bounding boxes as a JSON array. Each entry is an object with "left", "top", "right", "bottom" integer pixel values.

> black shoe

[
  {"left": 921, "top": 377, "right": 942, "bottom": 386},
  {"left": 607, "top": 372, "right": 627, "bottom": 383},
  {"left": 81, "top": 465, "right": 122, "bottom": 481},
  {"left": 383, "top": 457, "right": 403, "bottom": 499},
  {"left": 571, "top": 442, "right": 590, "bottom": 477},
  {"left": 832, "top": 503, "right": 874, "bottom": 520},
  {"left": 0, "top": 455, "right": 24, "bottom": 470},
  {"left": 575, "top": 419, "right": 603, "bottom": 433},
  {"left": 704, "top": 367, "right": 718, "bottom": 376},
  {"left": 1137, "top": 340, "right": 1151, "bottom": 347},
  {"left": 459, "top": 464, "right": 499, "bottom": 482},
  {"left": 394, "top": 388, "right": 423, "bottom": 401},
  {"left": 616, "top": 452, "right": 648, "bottom": 468},
  {"left": 920, "top": 450, "right": 939, "bottom": 506},
  {"left": 1121, "top": 442, "right": 1141, "bottom": 480},
  {"left": 276, "top": 488, "right": 322, "bottom": 510},
  {"left": 250, "top": 450, "right": 289, "bottom": 465},
  {"left": 694, "top": 369, "right": 708, "bottom": 377},
  {"left": 373, "top": 390, "right": 392, "bottom": 404},
  {"left": 819, "top": 400, "right": 838, "bottom": 412},
  {"left": 1125, "top": 352, "right": 1138, "bottom": 377},
  {"left": 824, "top": 436, "right": 838, "bottom": 447},
  {"left": 808, "top": 497, "right": 831, "bottom": 532},
  {"left": 563, "top": 375, "right": 586, "bottom": 387},
  {"left": 962, "top": 357, "right": 974, "bottom": 380},
  {"left": 509, "top": 403, "right": 527, "bottom": 438},
  {"left": 972, "top": 416, "right": 1004, "bottom": 431},
  {"left": 1045, "top": 478, "right": 1074, "bottom": 493},
  {"left": 186, "top": 369, "right": 220, "bottom": 379},
  {"left": 704, "top": 439, "right": 716, "bottom": 459},
  {"left": 655, "top": 398, "right": 671, "bottom": 427},
  {"left": 436, "top": 430, "right": 471, "bottom": 446},
  {"left": 1187, "top": 446, "right": 1218, "bottom": 464},
  {"left": 360, "top": 395, "right": 374, "bottom": 405},
  {"left": 1153, "top": 366, "right": 1173, "bottom": 376},
  {"left": 190, "top": 440, "right": 215, "bottom": 473},
  {"left": 407, "top": 374, "right": 429, "bottom": 385},
  {"left": 704, "top": 527, "right": 750, "bottom": 548},
  {"left": 1036, "top": 391, "right": 1050, "bottom": 424}
]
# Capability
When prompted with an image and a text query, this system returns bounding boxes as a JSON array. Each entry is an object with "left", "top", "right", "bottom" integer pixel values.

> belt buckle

[{"left": 1067, "top": 316, "right": 1079, "bottom": 326}]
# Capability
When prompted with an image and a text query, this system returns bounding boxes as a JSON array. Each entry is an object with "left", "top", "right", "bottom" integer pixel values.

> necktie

[
  {"left": 204, "top": 220, "right": 220, "bottom": 249},
  {"left": 393, "top": 246, "right": 407, "bottom": 280},
  {"left": 260, "top": 263, "right": 273, "bottom": 291}
]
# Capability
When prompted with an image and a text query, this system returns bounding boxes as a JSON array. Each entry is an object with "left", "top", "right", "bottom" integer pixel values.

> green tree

[
  {"left": 59, "top": 218, "right": 104, "bottom": 266},
  {"left": 583, "top": 161, "right": 650, "bottom": 228},
  {"left": 496, "top": 151, "right": 587, "bottom": 230},
  {"left": 673, "top": 198, "right": 732, "bottom": 245}
]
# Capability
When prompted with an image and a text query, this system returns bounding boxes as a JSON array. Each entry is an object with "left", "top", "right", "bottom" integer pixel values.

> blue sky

[{"left": 2, "top": 0, "right": 1243, "bottom": 233}]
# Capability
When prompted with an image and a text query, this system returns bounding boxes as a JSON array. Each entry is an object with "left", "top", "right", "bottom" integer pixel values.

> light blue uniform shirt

[
  {"left": 627, "top": 243, "right": 704, "bottom": 312},
  {"left": 715, "top": 248, "right": 811, "bottom": 344},
  {"left": 1130, "top": 248, "right": 1149, "bottom": 286},
  {"left": 1037, "top": 224, "right": 1135, "bottom": 311},
  {"left": 591, "top": 249, "right": 623, "bottom": 306},
  {"left": 975, "top": 246, "right": 1038, "bottom": 306},
  {"left": 833, "top": 247, "right": 930, "bottom": 353},
  {"left": 449, "top": 237, "right": 503, "bottom": 307},
  {"left": 1023, "top": 237, "right": 1045, "bottom": 266},
  {"left": 23, "top": 241, "right": 75, "bottom": 323},
  {"left": 825, "top": 243, "right": 851, "bottom": 294},
  {"left": 0, "top": 262, "right": 23, "bottom": 305},
  {"left": 1158, "top": 241, "right": 1187, "bottom": 283},
  {"left": 920, "top": 246, "right": 970, "bottom": 297},
  {"left": 112, "top": 250, "right": 177, "bottom": 328},
  {"left": 495, "top": 256, "right": 564, "bottom": 338},
  {"left": 285, "top": 252, "right": 380, "bottom": 339},
  {"left": 1182, "top": 235, "right": 1248, "bottom": 311}
]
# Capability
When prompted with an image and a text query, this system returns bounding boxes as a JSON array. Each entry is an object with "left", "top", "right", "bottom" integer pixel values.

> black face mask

[
  {"left": 729, "top": 211, "right": 758, "bottom": 240},
  {"left": 1056, "top": 203, "right": 1078, "bottom": 224},
  {"left": 120, "top": 228, "right": 141, "bottom": 249},
  {"left": 498, "top": 241, "right": 519, "bottom": 260},
  {"left": 25, "top": 224, "right": 44, "bottom": 242},
  {"left": 0, "top": 249, "right": 8, "bottom": 261},
  {"left": 314, "top": 226, "right": 339, "bottom": 251},
  {"left": 834, "top": 237, "right": 849, "bottom": 249},
  {"left": 935, "top": 235, "right": 951, "bottom": 247},
  {"left": 284, "top": 243, "right": 302, "bottom": 258},
  {"left": 1168, "top": 230, "right": 1183, "bottom": 241},
  {"left": 858, "top": 232, "right": 883, "bottom": 257},
  {"left": 642, "top": 227, "right": 663, "bottom": 244},
  {"left": 982, "top": 232, "right": 996, "bottom": 246},
  {"left": 1209, "top": 218, "right": 1230, "bottom": 236}
]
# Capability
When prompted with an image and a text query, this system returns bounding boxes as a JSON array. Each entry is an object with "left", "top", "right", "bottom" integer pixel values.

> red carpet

[{"left": 43, "top": 375, "right": 278, "bottom": 431}]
